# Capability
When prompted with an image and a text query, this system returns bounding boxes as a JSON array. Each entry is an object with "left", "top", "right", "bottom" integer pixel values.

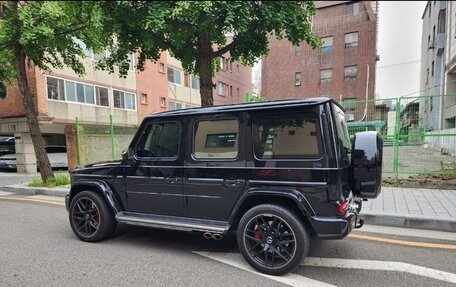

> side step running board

[{"left": 116, "top": 212, "right": 229, "bottom": 234}]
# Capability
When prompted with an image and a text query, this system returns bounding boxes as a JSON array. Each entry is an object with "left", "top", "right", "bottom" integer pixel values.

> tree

[
  {"left": 99, "top": 1, "right": 321, "bottom": 107},
  {"left": 0, "top": 1, "right": 106, "bottom": 181}
]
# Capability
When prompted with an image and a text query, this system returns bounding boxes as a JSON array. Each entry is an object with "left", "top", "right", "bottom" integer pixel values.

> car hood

[{"left": 78, "top": 160, "right": 123, "bottom": 169}]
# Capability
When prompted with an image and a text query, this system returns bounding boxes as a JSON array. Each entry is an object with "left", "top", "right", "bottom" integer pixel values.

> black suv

[{"left": 66, "top": 98, "right": 382, "bottom": 275}]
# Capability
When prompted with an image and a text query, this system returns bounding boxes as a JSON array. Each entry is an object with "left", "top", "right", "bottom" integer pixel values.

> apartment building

[
  {"left": 261, "top": 1, "right": 378, "bottom": 121},
  {"left": 0, "top": 45, "right": 251, "bottom": 172},
  {"left": 420, "top": 1, "right": 456, "bottom": 131}
]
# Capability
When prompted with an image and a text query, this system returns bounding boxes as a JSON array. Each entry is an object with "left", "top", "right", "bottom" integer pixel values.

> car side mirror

[{"left": 121, "top": 148, "right": 134, "bottom": 161}]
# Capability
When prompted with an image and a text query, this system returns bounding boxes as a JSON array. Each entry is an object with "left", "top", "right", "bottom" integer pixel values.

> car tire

[
  {"left": 237, "top": 204, "right": 310, "bottom": 276},
  {"left": 69, "top": 190, "right": 117, "bottom": 242}
]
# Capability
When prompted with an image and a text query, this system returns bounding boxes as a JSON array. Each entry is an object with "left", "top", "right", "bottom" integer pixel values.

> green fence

[
  {"left": 73, "top": 95, "right": 456, "bottom": 176},
  {"left": 75, "top": 115, "right": 138, "bottom": 165},
  {"left": 342, "top": 94, "right": 456, "bottom": 176}
]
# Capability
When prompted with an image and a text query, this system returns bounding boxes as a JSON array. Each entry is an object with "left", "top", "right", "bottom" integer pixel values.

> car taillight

[{"left": 337, "top": 200, "right": 349, "bottom": 215}]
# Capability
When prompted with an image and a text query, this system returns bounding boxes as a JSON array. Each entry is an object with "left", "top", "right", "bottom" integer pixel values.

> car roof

[{"left": 147, "top": 97, "right": 341, "bottom": 119}]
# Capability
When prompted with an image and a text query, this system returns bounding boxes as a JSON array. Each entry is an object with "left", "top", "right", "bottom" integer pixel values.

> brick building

[{"left": 262, "top": 1, "right": 378, "bottom": 120}]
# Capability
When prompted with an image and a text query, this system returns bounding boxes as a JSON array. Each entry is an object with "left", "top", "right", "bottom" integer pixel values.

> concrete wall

[{"left": 425, "top": 128, "right": 456, "bottom": 155}]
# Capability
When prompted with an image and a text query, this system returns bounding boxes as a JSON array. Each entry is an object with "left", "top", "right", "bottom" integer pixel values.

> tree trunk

[
  {"left": 197, "top": 31, "right": 214, "bottom": 107},
  {"left": 14, "top": 47, "right": 54, "bottom": 182}
]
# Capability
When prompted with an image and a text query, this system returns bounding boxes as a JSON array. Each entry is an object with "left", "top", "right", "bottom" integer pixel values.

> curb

[
  {"left": 2, "top": 184, "right": 69, "bottom": 197},
  {"left": 360, "top": 211, "right": 456, "bottom": 233}
]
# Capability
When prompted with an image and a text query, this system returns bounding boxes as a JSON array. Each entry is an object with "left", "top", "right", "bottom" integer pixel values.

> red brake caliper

[{"left": 254, "top": 227, "right": 263, "bottom": 239}]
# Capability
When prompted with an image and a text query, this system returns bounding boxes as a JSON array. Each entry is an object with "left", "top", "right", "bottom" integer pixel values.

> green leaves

[{"left": 0, "top": 1, "right": 107, "bottom": 81}]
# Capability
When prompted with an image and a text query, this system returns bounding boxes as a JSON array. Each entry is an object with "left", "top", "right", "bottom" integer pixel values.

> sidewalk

[
  {"left": 1, "top": 178, "right": 455, "bottom": 232},
  {"left": 360, "top": 187, "right": 456, "bottom": 232}
]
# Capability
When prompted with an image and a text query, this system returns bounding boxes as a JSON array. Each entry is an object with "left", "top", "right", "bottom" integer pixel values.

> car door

[
  {"left": 184, "top": 113, "right": 246, "bottom": 221},
  {"left": 125, "top": 118, "right": 184, "bottom": 216}
]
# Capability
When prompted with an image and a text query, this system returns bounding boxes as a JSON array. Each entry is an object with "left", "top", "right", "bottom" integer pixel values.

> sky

[{"left": 375, "top": 1, "right": 427, "bottom": 99}]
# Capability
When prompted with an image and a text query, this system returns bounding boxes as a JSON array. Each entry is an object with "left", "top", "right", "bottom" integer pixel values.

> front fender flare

[{"left": 69, "top": 180, "right": 121, "bottom": 213}]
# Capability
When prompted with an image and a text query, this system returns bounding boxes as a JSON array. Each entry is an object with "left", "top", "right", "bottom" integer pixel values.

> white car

[{"left": 0, "top": 145, "right": 68, "bottom": 171}]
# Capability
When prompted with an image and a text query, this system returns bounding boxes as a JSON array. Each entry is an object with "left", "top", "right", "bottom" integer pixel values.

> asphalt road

[{"left": 0, "top": 196, "right": 455, "bottom": 287}]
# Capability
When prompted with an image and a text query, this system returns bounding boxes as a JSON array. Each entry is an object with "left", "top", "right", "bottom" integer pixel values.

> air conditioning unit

[{"left": 345, "top": 114, "right": 355, "bottom": 122}]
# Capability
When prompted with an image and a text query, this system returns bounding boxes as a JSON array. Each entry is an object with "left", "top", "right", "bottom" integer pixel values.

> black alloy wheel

[
  {"left": 237, "top": 204, "right": 309, "bottom": 275},
  {"left": 71, "top": 197, "right": 100, "bottom": 237},
  {"left": 69, "top": 191, "right": 117, "bottom": 242}
]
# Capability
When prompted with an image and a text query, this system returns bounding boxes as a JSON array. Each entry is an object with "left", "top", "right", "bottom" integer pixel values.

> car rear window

[{"left": 253, "top": 112, "right": 322, "bottom": 160}]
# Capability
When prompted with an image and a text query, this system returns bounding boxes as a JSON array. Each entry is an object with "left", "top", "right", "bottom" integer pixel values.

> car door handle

[
  {"left": 165, "top": 176, "right": 179, "bottom": 184},
  {"left": 224, "top": 179, "right": 242, "bottom": 188}
]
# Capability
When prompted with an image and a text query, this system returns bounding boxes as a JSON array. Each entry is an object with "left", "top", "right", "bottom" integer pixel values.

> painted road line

[
  {"left": 302, "top": 257, "right": 456, "bottom": 285},
  {"left": 356, "top": 224, "right": 456, "bottom": 241},
  {"left": 348, "top": 233, "right": 456, "bottom": 250},
  {"left": 0, "top": 196, "right": 65, "bottom": 206},
  {"left": 194, "top": 252, "right": 334, "bottom": 287}
]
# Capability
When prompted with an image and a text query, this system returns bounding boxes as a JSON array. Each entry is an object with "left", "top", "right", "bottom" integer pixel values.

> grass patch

[{"left": 28, "top": 173, "right": 70, "bottom": 188}]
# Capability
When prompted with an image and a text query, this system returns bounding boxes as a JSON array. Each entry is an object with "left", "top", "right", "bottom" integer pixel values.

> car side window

[
  {"left": 193, "top": 119, "right": 239, "bottom": 159},
  {"left": 253, "top": 112, "right": 322, "bottom": 160},
  {"left": 136, "top": 122, "right": 180, "bottom": 158}
]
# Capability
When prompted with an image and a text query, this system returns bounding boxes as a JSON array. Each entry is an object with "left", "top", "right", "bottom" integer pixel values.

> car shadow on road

[{"left": 105, "top": 223, "right": 239, "bottom": 253}]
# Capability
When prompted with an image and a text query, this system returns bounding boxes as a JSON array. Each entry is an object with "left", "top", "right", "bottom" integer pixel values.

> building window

[
  {"left": 237, "top": 88, "right": 240, "bottom": 100},
  {"left": 169, "top": 100, "right": 186, "bottom": 110},
  {"left": 95, "top": 87, "right": 109, "bottom": 107},
  {"left": 193, "top": 119, "right": 239, "bottom": 159},
  {"left": 431, "top": 61, "right": 434, "bottom": 77},
  {"left": 344, "top": 65, "right": 357, "bottom": 80},
  {"left": 191, "top": 75, "right": 200, "bottom": 90},
  {"left": 345, "top": 32, "right": 358, "bottom": 48},
  {"left": 47, "top": 77, "right": 65, "bottom": 101},
  {"left": 140, "top": 93, "right": 148, "bottom": 105},
  {"left": 295, "top": 72, "right": 302, "bottom": 86},
  {"left": 230, "top": 85, "right": 233, "bottom": 97},
  {"left": 236, "top": 64, "right": 239, "bottom": 76},
  {"left": 160, "top": 97, "right": 166, "bottom": 107},
  {"left": 426, "top": 68, "right": 429, "bottom": 84},
  {"left": 159, "top": 63, "right": 165, "bottom": 73},
  {"left": 127, "top": 54, "right": 135, "bottom": 71},
  {"left": 113, "top": 90, "right": 136, "bottom": 110},
  {"left": 229, "top": 61, "right": 233, "bottom": 72},
  {"left": 0, "top": 82, "right": 6, "bottom": 100},
  {"left": 428, "top": 2, "right": 431, "bottom": 18},
  {"left": 321, "top": 36, "right": 333, "bottom": 53},
  {"left": 217, "top": 82, "right": 226, "bottom": 96},
  {"left": 295, "top": 45, "right": 302, "bottom": 55},
  {"left": 433, "top": 25, "right": 436, "bottom": 42},
  {"left": 320, "top": 68, "right": 333, "bottom": 83},
  {"left": 220, "top": 57, "right": 226, "bottom": 71},
  {"left": 347, "top": 2, "right": 359, "bottom": 15},
  {"left": 342, "top": 98, "right": 357, "bottom": 112},
  {"left": 438, "top": 10, "right": 446, "bottom": 33},
  {"left": 47, "top": 76, "right": 109, "bottom": 106},
  {"left": 167, "top": 67, "right": 182, "bottom": 85}
]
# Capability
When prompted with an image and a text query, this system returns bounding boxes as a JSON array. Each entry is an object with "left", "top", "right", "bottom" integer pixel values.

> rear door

[{"left": 184, "top": 113, "right": 246, "bottom": 220}]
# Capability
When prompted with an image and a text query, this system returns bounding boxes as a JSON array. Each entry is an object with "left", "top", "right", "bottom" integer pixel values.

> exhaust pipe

[
  {"left": 212, "top": 233, "right": 223, "bottom": 241},
  {"left": 203, "top": 232, "right": 223, "bottom": 240}
]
